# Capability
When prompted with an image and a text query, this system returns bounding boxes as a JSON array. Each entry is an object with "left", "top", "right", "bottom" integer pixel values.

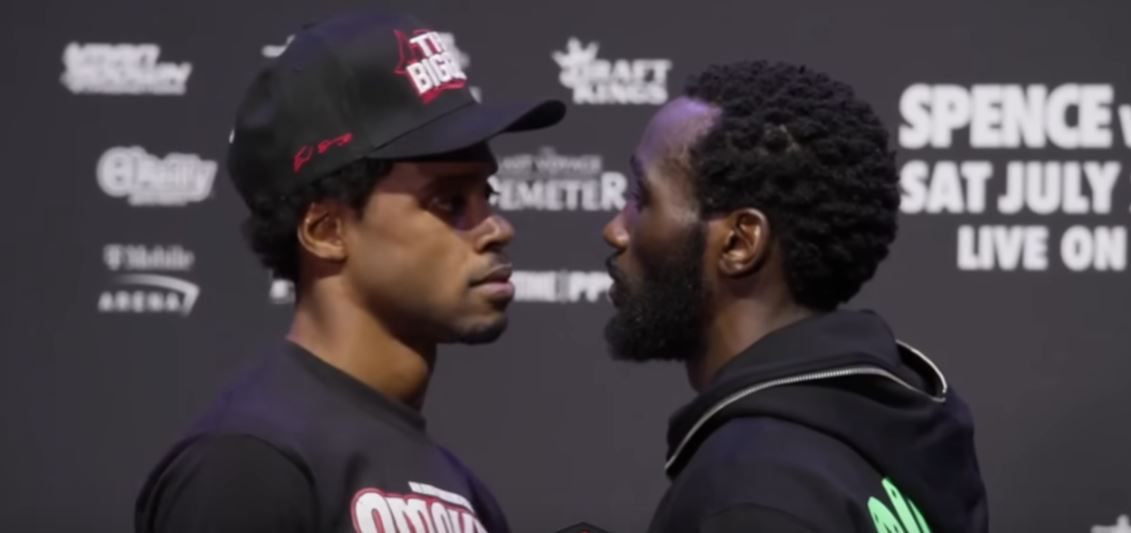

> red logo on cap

[
  {"left": 293, "top": 132, "right": 354, "bottom": 173},
  {"left": 393, "top": 29, "right": 468, "bottom": 104}
]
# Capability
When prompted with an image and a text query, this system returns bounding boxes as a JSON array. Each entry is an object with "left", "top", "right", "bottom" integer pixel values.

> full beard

[{"left": 604, "top": 224, "right": 709, "bottom": 362}]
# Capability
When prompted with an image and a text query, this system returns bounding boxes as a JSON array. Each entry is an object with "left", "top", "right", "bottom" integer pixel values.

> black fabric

[
  {"left": 699, "top": 503, "right": 819, "bottom": 533},
  {"left": 138, "top": 434, "right": 317, "bottom": 533},
  {"left": 135, "top": 341, "right": 509, "bottom": 533},
  {"left": 648, "top": 310, "right": 989, "bottom": 533}
]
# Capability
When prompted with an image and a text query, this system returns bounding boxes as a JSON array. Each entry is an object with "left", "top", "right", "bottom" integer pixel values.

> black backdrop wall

[{"left": 2, "top": 0, "right": 1130, "bottom": 531}]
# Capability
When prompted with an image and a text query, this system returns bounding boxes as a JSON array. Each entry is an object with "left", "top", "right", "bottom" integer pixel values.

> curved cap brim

[{"left": 368, "top": 99, "right": 567, "bottom": 160}]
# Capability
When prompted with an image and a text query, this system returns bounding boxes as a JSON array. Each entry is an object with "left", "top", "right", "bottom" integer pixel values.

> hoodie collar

[{"left": 665, "top": 309, "right": 945, "bottom": 470}]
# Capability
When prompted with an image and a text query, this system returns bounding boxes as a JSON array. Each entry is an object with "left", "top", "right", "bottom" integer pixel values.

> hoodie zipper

[{"left": 664, "top": 363, "right": 945, "bottom": 474}]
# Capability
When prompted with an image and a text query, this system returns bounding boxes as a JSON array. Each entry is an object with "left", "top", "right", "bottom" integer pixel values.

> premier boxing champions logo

[
  {"left": 98, "top": 244, "right": 200, "bottom": 315},
  {"left": 97, "top": 146, "right": 217, "bottom": 207},
  {"left": 352, "top": 482, "right": 488, "bottom": 533},
  {"left": 61, "top": 42, "right": 192, "bottom": 95},
  {"left": 552, "top": 38, "right": 672, "bottom": 105},
  {"left": 394, "top": 30, "right": 468, "bottom": 103}
]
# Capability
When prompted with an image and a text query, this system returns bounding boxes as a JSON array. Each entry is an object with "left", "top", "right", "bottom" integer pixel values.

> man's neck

[
  {"left": 686, "top": 298, "right": 815, "bottom": 393},
  {"left": 286, "top": 284, "right": 436, "bottom": 411}
]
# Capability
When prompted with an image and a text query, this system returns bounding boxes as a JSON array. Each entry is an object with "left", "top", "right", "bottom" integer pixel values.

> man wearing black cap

[{"left": 134, "top": 7, "right": 564, "bottom": 533}]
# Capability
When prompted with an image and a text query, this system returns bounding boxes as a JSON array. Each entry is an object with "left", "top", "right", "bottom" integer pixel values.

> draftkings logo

[
  {"left": 512, "top": 271, "right": 612, "bottom": 304},
  {"left": 98, "top": 244, "right": 200, "bottom": 315},
  {"left": 352, "top": 481, "right": 488, "bottom": 532},
  {"left": 61, "top": 42, "right": 192, "bottom": 95},
  {"left": 552, "top": 37, "right": 671, "bottom": 105},
  {"left": 97, "top": 146, "right": 217, "bottom": 207},
  {"left": 488, "top": 147, "right": 627, "bottom": 212}
]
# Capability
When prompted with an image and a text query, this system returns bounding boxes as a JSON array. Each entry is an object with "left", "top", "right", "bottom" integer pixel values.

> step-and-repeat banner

[{"left": 3, "top": 0, "right": 1129, "bottom": 531}]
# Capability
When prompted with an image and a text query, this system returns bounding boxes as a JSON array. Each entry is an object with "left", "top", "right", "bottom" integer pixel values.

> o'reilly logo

[{"left": 97, "top": 146, "right": 216, "bottom": 207}]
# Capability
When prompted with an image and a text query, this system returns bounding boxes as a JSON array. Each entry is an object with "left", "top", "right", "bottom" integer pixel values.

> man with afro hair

[{"left": 602, "top": 60, "right": 988, "bottom": 532}]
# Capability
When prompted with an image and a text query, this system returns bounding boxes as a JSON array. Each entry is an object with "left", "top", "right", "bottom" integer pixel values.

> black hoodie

[{"left": 645, "top": 310, "right": 989, "bottom": 533}]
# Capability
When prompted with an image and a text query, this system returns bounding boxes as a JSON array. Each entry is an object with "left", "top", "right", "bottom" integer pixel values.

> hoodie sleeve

[{"left": 699, "top": 503, "right": 819, "bottom": 533}]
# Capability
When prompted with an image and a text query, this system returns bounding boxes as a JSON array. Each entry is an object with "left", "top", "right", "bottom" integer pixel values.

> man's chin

[
  {"left": 603, "top": 314, "right": 692, "bottom": 363},
  {"left": 450, "top": 314, "right": 508, "bottom": 345}
]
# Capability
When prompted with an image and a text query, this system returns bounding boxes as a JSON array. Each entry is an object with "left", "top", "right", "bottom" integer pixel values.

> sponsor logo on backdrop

[
  {"left": 898, "top": 83, "right": 1130, "bottom": 272},
  {"left": 488, "top": 147, "right": 627, "bottom": 212},
  {"left": 262, "top": 34, "right": 294, "bottom": 58},
  {"left": 98, "top": 244, "right": 200, "bottom": 315},
  {"left": 552, "top": 37, "right": 671, "bottom": 105},
  {"left": 97, "top": 146, "right": 217, "bottom": 207},
  {"left": 352, "top": 481, "right": 488, "bottom": 533},
  {"left": 269, "top": 277, "right": 295, "bottom": 305},
  {"left": 1093, "top": 515, "right": 1131, "bottom": 533},
  {"left": 511, "top": 271, "right": 612, "bottom": 304},
  {"left": 268, "top": 271, "right": 611, "bottom": 305},
  {"left": 61, "top": 42, "right": 192, "bottom": 95}
]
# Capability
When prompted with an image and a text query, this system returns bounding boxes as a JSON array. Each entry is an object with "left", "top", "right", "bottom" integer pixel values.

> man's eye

[{"left": 433, "top": 195, "right": 467, "bottom": 215}]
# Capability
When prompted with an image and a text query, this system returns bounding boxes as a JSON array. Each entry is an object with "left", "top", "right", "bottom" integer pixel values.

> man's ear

[
  {"left": 717, "top": 208, "right": 771, "bottom": 277},
  {"left": 296, "top": 201, "right": 348, "bottom": 262}
]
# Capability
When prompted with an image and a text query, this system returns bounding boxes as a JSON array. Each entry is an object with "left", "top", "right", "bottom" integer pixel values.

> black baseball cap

[{"left": 227, "top": 6, "right": 566, "bottom": 206}]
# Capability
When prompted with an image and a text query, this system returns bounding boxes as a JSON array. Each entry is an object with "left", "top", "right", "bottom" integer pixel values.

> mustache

[{"left": 605, "top": 255, "right": 626, "bottom": 285}]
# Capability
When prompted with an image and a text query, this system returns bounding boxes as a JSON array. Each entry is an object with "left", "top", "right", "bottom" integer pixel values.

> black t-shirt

[{"left": 135, "top": 342, "right": 510, "bottom": 533}]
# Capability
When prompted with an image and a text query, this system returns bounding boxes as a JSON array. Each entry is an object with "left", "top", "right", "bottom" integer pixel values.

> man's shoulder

[
  {"left": 135, "top": 434, "right": 317, "bottom": 533},
  {"left": 690, "top": 415, "right": 867, "bottom": 472},
  {"left": 665, "top": 417, "right": 872, "bottom": 527}
]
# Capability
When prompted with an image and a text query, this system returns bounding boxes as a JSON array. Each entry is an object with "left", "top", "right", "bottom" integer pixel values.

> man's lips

[
  {"left": 472, "top": 264, "right": 515, "bottom": 302},
  {"left": 605, "top": 255, "right": 626, "bottom": 307},
  {"left": 471, "top": 264, "right": 513, "bottom": 285}
]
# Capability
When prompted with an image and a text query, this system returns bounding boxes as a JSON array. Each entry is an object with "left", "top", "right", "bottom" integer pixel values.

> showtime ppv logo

[
  {"left": 488, "top": 148, "right": 627, "bottom": 212},
  {"left": 553, "top": 38, "right": 671, "bottom": 105},
  {"left": 512, "top": 270, "right": 612, "bottom": 304},
  {"left": 61, "top": 42, "right": 191, "bottom": 95},
  {"left": 98, "top": 244, "right": 199, "bottom": 315},
  {"left": 395, "top": 30, "right": 467, "bottom": 103},
  {"left": 268, "top": 271, "right": 613, "bottom": 305},
  {"left": 97, "top": 146, "right": 217, "bottom": 206},
  {"left": 352, "top": 482, "right": 487, "bottom": 533}
]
